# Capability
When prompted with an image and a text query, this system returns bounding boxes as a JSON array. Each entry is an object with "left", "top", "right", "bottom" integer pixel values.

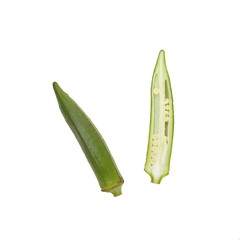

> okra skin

[
  {"left": 53, "top": 82, "right": 124, "bottom": 196},
  {"left": 145, "top": 50, "right": 174, "bottom": 184}
]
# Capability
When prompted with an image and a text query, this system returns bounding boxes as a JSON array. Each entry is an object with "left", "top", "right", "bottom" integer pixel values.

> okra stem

[{"left": 145, "top": 50, "right": 174, "bottom": 184}]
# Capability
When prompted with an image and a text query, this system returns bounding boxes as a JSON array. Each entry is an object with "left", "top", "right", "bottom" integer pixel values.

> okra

[
  {"left": 145, "top": 50, "right": 174, "bottom": 184},
  {"left": 53, "top": 82, "right": 124, "bottom": 197}
]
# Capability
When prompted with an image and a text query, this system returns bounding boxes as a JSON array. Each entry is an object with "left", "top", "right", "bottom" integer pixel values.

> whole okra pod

[
  {"left": 53, "top": 82, "right": 124, "bottom": 196},
  {"left": 145, "top": 50, "right": 174, "bottom": 184}
]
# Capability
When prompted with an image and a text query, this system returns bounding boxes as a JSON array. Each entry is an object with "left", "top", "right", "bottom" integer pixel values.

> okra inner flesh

[{"left": 145, "top": 50, "right": 174, "bottom": 184}]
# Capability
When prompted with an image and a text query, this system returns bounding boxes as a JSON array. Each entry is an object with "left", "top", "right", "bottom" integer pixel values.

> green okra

[
  {"left": 145, "top": 50, "right": 174, "bottom": 184},
  {"left": 53, "top": 82, "right": 124, "bottom": 197}
]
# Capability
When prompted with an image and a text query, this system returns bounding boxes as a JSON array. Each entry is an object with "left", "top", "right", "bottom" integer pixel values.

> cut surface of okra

[
  {"left": 53, "top": 82, "right": 124, "bottom": 197},
  {"left": 145, "top": 50, "right": 174, "bottom": 184}
]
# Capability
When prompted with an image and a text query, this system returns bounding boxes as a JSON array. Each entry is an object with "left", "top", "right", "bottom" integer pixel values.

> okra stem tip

[
  {"left": 151, "top": 173, "right": 169, "bottom": 184},
  {"left": 110, "top": 185, "right": 123, "bottom": 197},
  {"left": 102, "top": 182, "right": 123, "bottom": 197}
]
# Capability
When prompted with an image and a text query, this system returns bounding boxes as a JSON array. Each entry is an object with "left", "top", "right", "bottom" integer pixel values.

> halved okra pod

[
  {"left": 53, "top": 82, "right": 124, "bottom": 197},
  {"left": 145, "top": 50, "right": 174, "bottom": 184}
]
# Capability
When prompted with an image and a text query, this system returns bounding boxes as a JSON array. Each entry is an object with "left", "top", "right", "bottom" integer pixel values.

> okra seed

[
  {"left": 165, "top": 111, "right": 170, "bottom": 115},
  {"left": 152, "top": 151, "right": 157, "bottom": 156},
  {"left": 153, "top": 88, "right": 160, "bottom": 95},
  {"left": 153, "top": 134, "right": 159, "bottom": 140},
  {"left": 151, "top": 150, "right": 157, "bottom": 156},
  {"left": 165, "top": 98, "right": 169, "bottom": 105},
  {"left": 151, "top": 146, "right": 157, "bottom": 152}
]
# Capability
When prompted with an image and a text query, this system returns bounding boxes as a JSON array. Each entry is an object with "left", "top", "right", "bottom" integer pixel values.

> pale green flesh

[{"left": 145, "top": 50, "right": 174, "bottom": 184}]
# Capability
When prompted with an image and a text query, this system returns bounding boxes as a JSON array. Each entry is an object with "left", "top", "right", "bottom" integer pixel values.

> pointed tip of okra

[
  {"left": 159, "top": 49, "right": 165, "bottom": 55},
  {"left": 52, "top": 82, "right": 65, "bottom": 99},
  {"left": 153, "top": 50, "right": 167, "bottom": 76},
  {"left": 52, "top": 81, "right": 60, "bottom": 91},
  {"left": 157, "top": 49, "right": 166, "bottom": 65},
  {"left": 157, "top": 49, "right": 165, "bottom": 60}
]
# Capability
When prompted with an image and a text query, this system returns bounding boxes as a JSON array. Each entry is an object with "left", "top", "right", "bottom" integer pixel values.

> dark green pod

[{"left": 53, "top": 82, "right": 124, "bottom": 197}]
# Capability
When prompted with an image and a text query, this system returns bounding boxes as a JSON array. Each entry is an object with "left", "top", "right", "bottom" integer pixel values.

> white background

[{"left": 0, "top": 0, "right": 240, "bottom": 239}]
